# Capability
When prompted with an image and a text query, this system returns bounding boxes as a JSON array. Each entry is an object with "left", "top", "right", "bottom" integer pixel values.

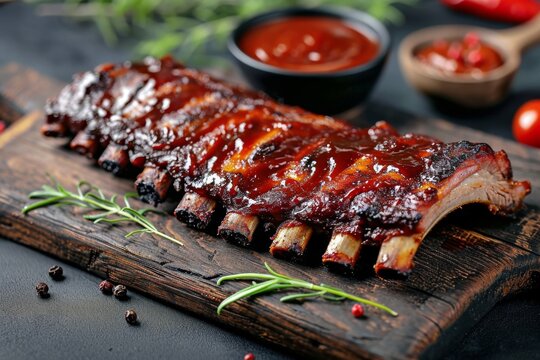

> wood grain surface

[{"left": 0, "top": 64, "right": 539, "bottom": 359}]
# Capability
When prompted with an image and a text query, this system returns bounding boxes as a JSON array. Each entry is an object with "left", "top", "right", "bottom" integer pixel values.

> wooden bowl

[{"left": 399, "top": 17, "right": 540, "bottom": 108}]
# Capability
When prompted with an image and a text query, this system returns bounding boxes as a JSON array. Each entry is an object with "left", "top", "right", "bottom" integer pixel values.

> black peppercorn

[
  {"left": 125, "top": 309, "right": 138, "bottom": 325},
  {"left": 99, "top": 280, "right": 114, "bottom": 295},
  {"left": 48, "top": 265, "right": 64, "bottom": 280},
  {"left": 36, "top": 282, "right": 49, "bottom": 298},
  {"left": 113, "top": 284, "right": 128, "bottom": 300}
]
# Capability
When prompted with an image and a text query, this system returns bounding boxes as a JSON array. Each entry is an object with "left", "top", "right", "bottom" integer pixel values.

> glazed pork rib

[{"left": 42, "top": 56, "right": 531, "bottom": 277}]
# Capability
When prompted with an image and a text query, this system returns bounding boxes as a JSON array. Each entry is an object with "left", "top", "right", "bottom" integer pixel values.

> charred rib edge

[
  {"left": 135, "top": 167, "right": 173, "bottom": 206},
  {"left": 41, "top": 122, "right": 67, "bottom": 137},
  {"left": 174, "top": 192, "right": 216, "bottom": 229},
  {"left": 98, "top": 144, "right": 130, "bottom": 175},
  {"left": 69, "top": 131, "right": 98, "bottom": 158},
  {"left": 218, "top": 212, "right": 259, "bottom": 246}
]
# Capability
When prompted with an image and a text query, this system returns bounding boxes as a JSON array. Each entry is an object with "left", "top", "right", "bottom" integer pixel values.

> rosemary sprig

[
  {"left": 22, "top": 180, "right": 183, "bottom": 246},
  {"left": 217, "top": 262, "right": 398, "bottom": 316}
]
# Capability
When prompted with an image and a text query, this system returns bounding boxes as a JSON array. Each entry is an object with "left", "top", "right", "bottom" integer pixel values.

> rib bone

[
  {"left": 270, "top": 220, "right": 313, "bottom": 260},
  {"left": 322, "top": 231, "right": 362, "bottom": 273},
  {"left": 135, "top": 167, "right": 172, "bottom": 206},
  {"left": 41, "top": 122, "right": 67, "bottom": 137},
  {"left": 374, "top": 236, "right": 420, "bottom": 277},
  {"left": 174, "top": 192, "right": 216, "bottom": 229},
  {"left": 374, "top": 168, "right": 530, "bottom": 277},
  {"left": 218, "top": 212, "right": 259, "bottom": 246},
  {"left": 69, "top": 131, "right": 98, "bottom": 158},
  {"left": 98, "top": 144, "right": 130, "bottom": 175}
]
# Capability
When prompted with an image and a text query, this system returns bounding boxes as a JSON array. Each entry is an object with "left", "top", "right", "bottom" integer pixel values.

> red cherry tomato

[{"left": 513, "top": 100, "right": 540, "bottom": 148}]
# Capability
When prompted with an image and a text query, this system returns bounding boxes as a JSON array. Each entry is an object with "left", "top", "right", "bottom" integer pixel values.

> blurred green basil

[{"left": 26, "top": 0, "right": 416, "bottom": 65}]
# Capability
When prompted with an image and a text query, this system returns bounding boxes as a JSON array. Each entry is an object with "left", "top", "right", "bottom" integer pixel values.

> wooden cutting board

[{"left": 0, "top": 64, "right": 539, "bottom": 360}]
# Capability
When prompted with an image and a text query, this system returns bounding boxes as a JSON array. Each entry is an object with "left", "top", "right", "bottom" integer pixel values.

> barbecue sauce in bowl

[
  {"left": 415, "top": 32, "right": 504, "bottom": 77},
  {"left": 229, "top": 8, "right": 390, "bottom": 113},
  {"left": 238, "top": 16, "right": 379, "bottom": 73}
]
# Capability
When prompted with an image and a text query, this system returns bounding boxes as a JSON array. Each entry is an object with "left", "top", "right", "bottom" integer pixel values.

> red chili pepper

[
  {"left": 0, "top": 121, "right": 5, "bottom": 134},
  {"left": 441, "top": 0, "right": 540, "bottom": 23}
]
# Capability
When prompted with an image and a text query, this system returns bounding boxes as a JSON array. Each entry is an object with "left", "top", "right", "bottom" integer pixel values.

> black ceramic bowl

[{"left": 228, "top": 7, "right": 390, "bottom": 115}]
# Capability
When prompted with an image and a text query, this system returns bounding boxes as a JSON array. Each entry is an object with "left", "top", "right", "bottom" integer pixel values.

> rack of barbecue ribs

[{"left": 42, "top": 56, "right": 531, "bottom": 277}]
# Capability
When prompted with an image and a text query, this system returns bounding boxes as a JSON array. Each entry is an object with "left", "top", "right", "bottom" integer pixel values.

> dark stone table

[{"left": 0, "top": 1, "right": 539, "bottom": 359}]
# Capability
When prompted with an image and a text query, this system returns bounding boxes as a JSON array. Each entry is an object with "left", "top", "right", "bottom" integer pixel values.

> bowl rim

[{"left": 228, "top": 6, "right": 391, "bottom": 78}]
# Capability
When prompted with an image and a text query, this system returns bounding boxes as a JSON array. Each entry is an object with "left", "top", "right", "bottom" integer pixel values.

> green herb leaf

[
  {"left": 217, "top": 262, "right": 398, "bottom": 317},
  {"left": 28, "top": 0, "right": 417, "bottom": 65},
  {"left": 22, "top": 179, "right": 183, "bottom": 246}
]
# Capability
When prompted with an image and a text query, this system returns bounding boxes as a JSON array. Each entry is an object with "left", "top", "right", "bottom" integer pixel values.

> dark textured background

[{"left": 1, "top": 1, "right": 539, "bottom": 359}]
